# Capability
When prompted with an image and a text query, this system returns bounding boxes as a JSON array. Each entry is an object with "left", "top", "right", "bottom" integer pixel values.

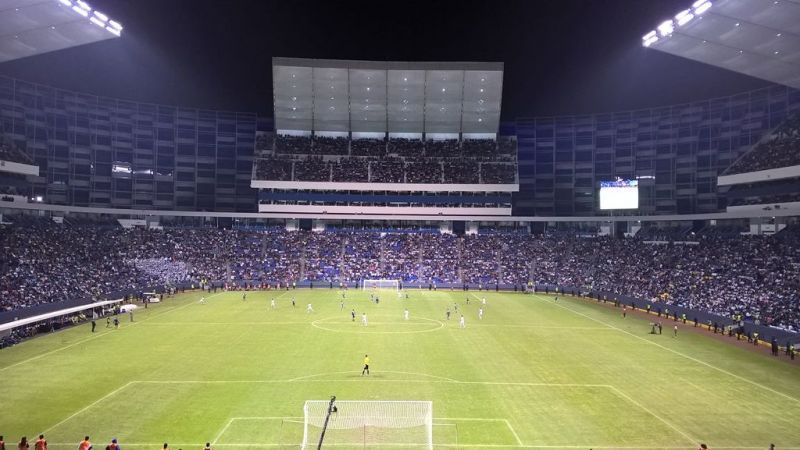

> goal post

[
  {"left": 362, "top": 279, "right": 400, "bottom": 290},
  {"left": 302, "top": 400, "right": 433, "bottom": 449}
]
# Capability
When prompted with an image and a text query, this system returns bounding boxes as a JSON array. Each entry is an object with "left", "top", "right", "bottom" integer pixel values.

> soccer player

[
  {"left": 199, "top": 297, "right": 206, "bottom": 304},
  {"left": 466, "top": 296, "right": 470, "bottom": 305},
  {"left": 271, "top": 298, "right": 276, "bottom": 309},
  {"left": 242, "top": 293, "right": 246, "bottom": 301},
  {"left": 362, "top": 354, "right": 370, "bottom": 376},
  {"left": 361, "top": 312, "right": 368, "bottom": 326},
  {"left": 478, "top": 307, "right": 484, "bottom": 320},
  {"left": 306, "top": 303, "right": 314, "bottom": 314},
  {"left": 291, "top": 297, "right": 296, "bottom": 308},
  {"left": 482, "top": 297, "right": 487, "bottom": 306},
  {"left": 129, "top": 310, "right": 134, "bottom": 322},
  {"left": 460, "top": 315, "right": 466, "bottom": 328},
  {"left": 34, "top": 436, "right": 46, "bottom": 450},
  {"left": 673, "top": 325, "right": 678, "bottom": 337},
  {"left": 351, "top": 309, "right": 356, "bottom": 322},
  {"left": 91, "top": 319, "right": 96, "bottom": 333},
  {"left": 107, "top": 439, "right": 119, "bottom": 450},
  {"left": 446, "top": 308, "right": 451, "bottom": 320},
  {"left": 162, "top": 444, "right": 169, "bottom": 450},
  {"left": 106, "top": 317, "right": 111, "bottom": 328},
  {"left": 340, "top": 300, "right": 344, "bottom": 310},
  {"left": 554, "top": 296, "right": 558, "bottom": 302},
  {"left": 204, "top": 443, "right": 212, "bottom": 450},
  {"left": 78, "top": 436, "right": 92, "bottom": 450},
  {"left": 404, "top": 308, "right": 409, "bottom": 321},
  {"left": 0, "top": 434, "right": 5, "bottom": 450},
  {"left": 17, "top": 437, "right": 28, "bottom": 450},
  {"left": 113, "top": 317, "right": 119, "bottom": 329}
]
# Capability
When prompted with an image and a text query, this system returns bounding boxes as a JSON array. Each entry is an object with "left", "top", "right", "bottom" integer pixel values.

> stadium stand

[
  {"left": 253, "top": 136, "right": 517, "bottom": 185},
  {"left": 1, "top": 221, "right": 798, "bottom": 331},
  {"left": 726, "top": 112, "right": 800, "bottom": 174}
]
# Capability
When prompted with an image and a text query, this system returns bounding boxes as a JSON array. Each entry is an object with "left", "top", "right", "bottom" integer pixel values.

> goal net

[
  {"left": 302, "top": 400, "right": 433, "bottom": 449},
  {"left": 362, "top": 279, "right": 400, "bottom": 290}
]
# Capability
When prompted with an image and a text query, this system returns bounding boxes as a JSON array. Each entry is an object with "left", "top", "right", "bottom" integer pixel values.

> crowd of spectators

[
  {"left": 255, "top": 136, "right": 518, "bottom": 184},
  {"left": 3, "top": 221, "right": 798, "bottom": 330},
  {"left": 254, "top": 157, "right": 516, "bottom": 184},
  {"left": 0, "top": 136, "right": 34, "bottom": 165},
  {"left": 293, "top": 157, "right": 330, "bottom": 181},
  {"left": 351, "top": 138, "right": 386, "bottom": 156},
  {"left": 726, "top": 112, "right": 800, "bottom": 174}
]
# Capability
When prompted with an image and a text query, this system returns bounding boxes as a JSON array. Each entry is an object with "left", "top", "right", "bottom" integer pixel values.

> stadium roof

[
  {"left": 272, "top": 57, "right": 504, "bottom": 135},
  {"left": 642, "top": 0, "right": 800, "bottom": 90},
  {"left": 0, "top": 0, "right": 122, "bottom": 64}
]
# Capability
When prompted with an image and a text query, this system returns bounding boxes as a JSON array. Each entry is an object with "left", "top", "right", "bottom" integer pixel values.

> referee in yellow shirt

[{"left": 361, "top": 354, "right": 370, "bottom": 376}]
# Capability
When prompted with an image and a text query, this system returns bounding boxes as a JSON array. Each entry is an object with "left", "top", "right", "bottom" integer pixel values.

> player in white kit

[
  {"left": 459, "top": 315, "right": 466, "bottom": 328},
  {"left": 361, "top": 312, "right": 368, "bottom": 326},
  {"left": 478, "top": 307, "right": 484, "bottom": 320},
  {"left": 404, "top": 308, "right": 409, "bottom": 320},
  {"left": 306, "top": 303, "right": 314, "bottom": 313}
]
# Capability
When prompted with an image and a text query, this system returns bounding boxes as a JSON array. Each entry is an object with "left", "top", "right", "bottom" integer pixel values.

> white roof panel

[
  {"left": 0, "top": 0, "right": 122, "bottom": 63},
  {"left": 643, "top": 0, "right": 800, "bottom": 90},
  {"left": 273, "top": 58, "right": 504, "bottom": 134}
]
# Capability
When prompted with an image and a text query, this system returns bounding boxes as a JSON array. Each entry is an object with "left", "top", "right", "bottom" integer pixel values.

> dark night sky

[{"left": 0, "top": 0, "right": 772, "bottom": 119}]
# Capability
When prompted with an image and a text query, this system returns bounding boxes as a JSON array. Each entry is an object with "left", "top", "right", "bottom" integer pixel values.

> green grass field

[{"left": 1, "top": 289, "right": 799, "bottom": 450}]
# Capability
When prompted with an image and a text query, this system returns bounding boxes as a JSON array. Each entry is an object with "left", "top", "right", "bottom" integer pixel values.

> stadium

[{"left": 1, "top": 0, "right": 799, "bottom": 448}]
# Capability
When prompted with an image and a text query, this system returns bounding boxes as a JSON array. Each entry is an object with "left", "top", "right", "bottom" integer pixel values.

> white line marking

[
  {"left": 288, "top": 370, "right": 459, "bottom": 382},
  {"left": 211, "top": 418, "right": 234, "bottom": 445},
  {"left": 536, "top": 294, "right": 800, "bottom": 405},
  {"left": 607, "top": 386, "right": 696, "bottom": 445},
  {"left": 504, "top": 419, "right": 523, "bottom": 446},
  {"left": 43, "top": 381, "right": 135, "bottom": 433},
  {"left": 1, "top": 292, "right": 224, "bottom": 372}
]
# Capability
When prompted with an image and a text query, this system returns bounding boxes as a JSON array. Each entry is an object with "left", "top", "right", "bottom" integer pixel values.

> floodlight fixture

[
  {"left": 657, "top": 20, "right": 675, "bottom": 37},
  {"left": 71, "top": 5, "right": 89, "bottom": 16},
  {"left": 642, "top": 0, "right": 712, "bottom": 47},
  {"left": 675, "top": 9, "right": 694, "bottom": 26}
]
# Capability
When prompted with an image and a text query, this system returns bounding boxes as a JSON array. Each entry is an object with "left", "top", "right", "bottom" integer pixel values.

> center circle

[{"left": 311, "top": 314, "right": 444, "bottom": 334}]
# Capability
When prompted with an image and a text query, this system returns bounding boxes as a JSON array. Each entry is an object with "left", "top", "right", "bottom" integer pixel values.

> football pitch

[{"left": 1, "top": 289, "right": 799, "bottom": 449}]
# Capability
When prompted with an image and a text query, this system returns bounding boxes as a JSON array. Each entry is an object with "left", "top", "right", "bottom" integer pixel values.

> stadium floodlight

[
  {"left": 89, "top": 16, "right": 105, "bottom": 27},
  {"left": 71, "top": 5, "right": 89, "bottom": 16},
  {"left": 76, "top": 0, "right": 91, "bottom": 11},
  {"left": 93, "top": 11, "right": 108, "bottom": 21},
  {"left": 675, "top": 9, "right": 694, "bottom": 26},
  {"left": 657, "top": 20, "right": 675, "bottom": 37},
  {"left": 642, "top": 0, "right": 712, "bottom": 47},
  {"left": 58, "top": 0, "right": 72, "bottom": 6},
  {"left": 693, "top": 0, "right": 712, "bottom": 15},
  {"left": 642, "top": 30, "right": 659, "bottom": 47}
]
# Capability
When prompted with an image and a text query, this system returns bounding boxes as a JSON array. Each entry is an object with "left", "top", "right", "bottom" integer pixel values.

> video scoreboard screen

[{"left": 599, "top": 179, "right": 639, "bottom": 210}]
